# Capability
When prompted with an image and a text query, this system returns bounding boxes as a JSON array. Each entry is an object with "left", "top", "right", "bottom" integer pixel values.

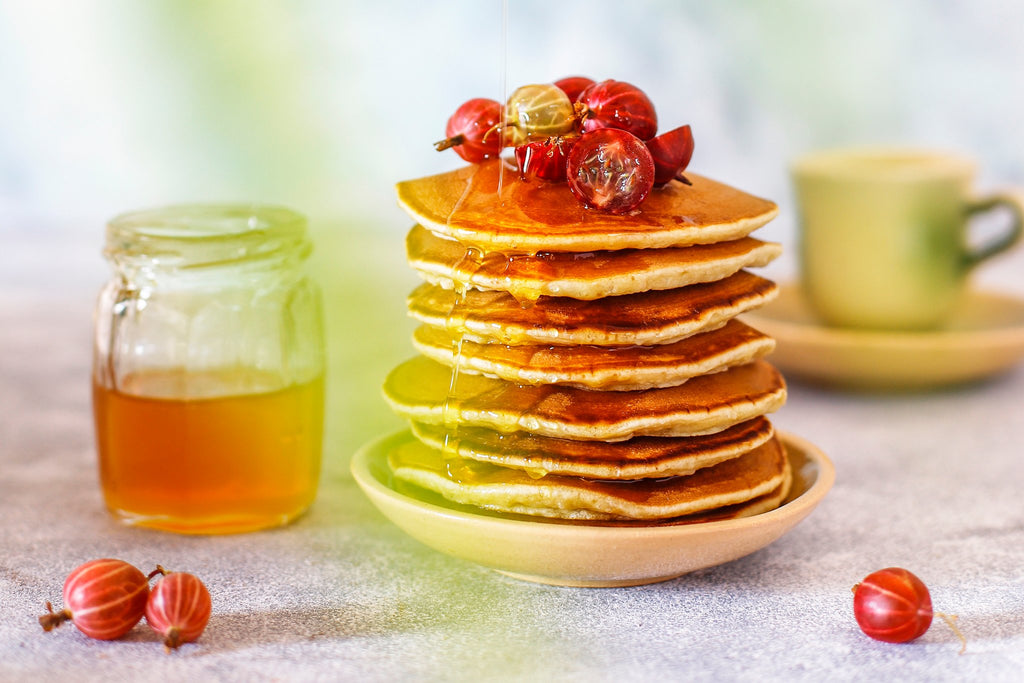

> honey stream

[
  {"left": 443, "top": 0, "right": 517, "bottom": 483},
  {"left": 440, "top": 164, "right": 491, "bottom": 484}
]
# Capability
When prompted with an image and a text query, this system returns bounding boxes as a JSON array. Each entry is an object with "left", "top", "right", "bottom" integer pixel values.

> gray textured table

[{"left": 2, "top": 223, "right": 1023, "bottom": 682}]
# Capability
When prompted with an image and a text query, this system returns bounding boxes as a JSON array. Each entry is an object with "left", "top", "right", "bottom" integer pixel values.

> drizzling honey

[
  {"left": 497, "top": 0, "right": 509, "bottom": 197},
  {"left": 439, "top": 0, "right": 518, "bottom": 482},
  {"left": 441, "top": 211, "right": 492, "bottom": 483}
]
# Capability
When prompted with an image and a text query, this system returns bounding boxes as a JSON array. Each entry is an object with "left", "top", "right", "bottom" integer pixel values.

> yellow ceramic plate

[
  {"left": 743, "top": 285, "right": 1024, "bottom": 391},
  {"left": 350, "top": 430, "right": 834, "bottom": 587}
]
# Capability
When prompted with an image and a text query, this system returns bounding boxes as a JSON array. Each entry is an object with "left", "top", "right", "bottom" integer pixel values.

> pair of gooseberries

[
  {"left": 39, "top": 558, "right": 212, "bottom": 650},
  {"left": 853, "top": 567, "right": 965, "bottom": 653},
  {"left": 435, "top": 76, "right": 695, "bottom": 214}
]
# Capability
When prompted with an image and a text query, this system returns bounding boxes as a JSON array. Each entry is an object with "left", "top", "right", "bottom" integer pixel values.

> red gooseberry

[
  {"left": 515, "top": 135, "right": 579, "bottom": 181},
  {"left": 646, "top": 124, "right": 695, "bottom": 186},
  {"left": 853, "top": 567, "right": 933, "bottom": 643},
  {"left": 145, "top": 565, "right": 212, "bottom": 650},
  {"left": 852, "top": 567, "right": 966, "bottom": 653},
  {"left": 566, "top": 128, "right": 655, "bottom": 214},
  {"left": 553, "top": 75, "right": 595, "bottom": 103},
  {"left": 577, "top": 79, "right": 658, "bottom": 141},
  {"left": 39, "top": 558, "right": 150, "bottom": 640},
  {"left": 434, "top": 98, "right": 503, "bottom": 163}
]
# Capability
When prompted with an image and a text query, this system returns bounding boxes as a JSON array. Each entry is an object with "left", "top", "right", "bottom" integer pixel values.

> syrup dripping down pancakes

[{"left": 384, "top": 159, "right": 790, "bottom": 522}]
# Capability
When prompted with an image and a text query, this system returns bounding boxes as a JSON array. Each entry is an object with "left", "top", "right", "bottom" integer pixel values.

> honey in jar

[{"left": 92, "top": 205, "right": 325, "bottom": 534}]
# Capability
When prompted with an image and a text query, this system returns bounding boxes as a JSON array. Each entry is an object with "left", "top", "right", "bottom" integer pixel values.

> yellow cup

[{"left": 793, "top": 147, "right": 1023, "bottom": 330}]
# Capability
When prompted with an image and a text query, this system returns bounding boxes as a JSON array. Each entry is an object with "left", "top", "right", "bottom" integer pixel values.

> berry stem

[
  {"left": 936, "top": 612, "right": 967, "bottom": 655},
  {"left": 38, "top": 601, "right": 72, "bottom": 632},
  {"left": 573, "top": 102, "right": 589, "bottom": 125},
  {"left": 164, "top": 627, "right": 183, "bottom": 652},
  {"left": 433, "top": 134, "right": 465, "bottom": 153},
  {"left": 147, "top": 565, "right": 168, "bottom": 581}
]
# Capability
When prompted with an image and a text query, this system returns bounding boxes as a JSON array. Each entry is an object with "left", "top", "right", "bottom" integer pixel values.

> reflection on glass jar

[{"left": 92, "top": 204, "right": 325, "bottom": 534}]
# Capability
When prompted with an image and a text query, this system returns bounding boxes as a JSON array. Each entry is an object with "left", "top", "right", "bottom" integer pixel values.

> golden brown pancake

[
  {"left": 396, "top": 160, "right": 779, "bottom": 253},
  {"left": 650, "top": 472, "right": 792, "bottom": 525},
  {"left": 410, "top": 416, "right": 775, "bottom": 479},
  {"left": 385, "top": 159, "right": 794, "bottom": 526},
  {"left": 391, "top": 446, "right": 793, "bottom": 525},
  {"left": 406, "top": 270, "right": 779, "bottom": 346},
  {"left": 383, "top": 356, "right": 787, "bottom": 441},
  {"left": 411, "top": 319, "right": 775, "bottom": 390},
  {"left": 388, "top": 433, "right": 790, "bottom": 520},
  {"left": 406, "top": 224, "right": 782, "bottom": 301}
]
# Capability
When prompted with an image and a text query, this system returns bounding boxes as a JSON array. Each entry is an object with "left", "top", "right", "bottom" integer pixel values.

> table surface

[{"left": 2, "top": 222, "right": 1023, "bottom": 683}]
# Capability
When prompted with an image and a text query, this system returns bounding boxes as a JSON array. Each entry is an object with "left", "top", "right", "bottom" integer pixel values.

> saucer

[
  {"left": 743, "top": 285, "right": 1024, "bottom": 391},
  {"left": 350, "top": 430, "right": 834, "bottom": 587}
]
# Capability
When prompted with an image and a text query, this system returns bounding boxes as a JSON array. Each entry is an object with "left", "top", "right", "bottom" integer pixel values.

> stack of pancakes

[{"left": 383, "top": 160, "right": 789, "bottom": 523}]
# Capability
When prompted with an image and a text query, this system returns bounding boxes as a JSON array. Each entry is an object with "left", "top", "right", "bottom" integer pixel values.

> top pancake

[{"left": 396, "top": 160, "right": 779, "bottom": 253}]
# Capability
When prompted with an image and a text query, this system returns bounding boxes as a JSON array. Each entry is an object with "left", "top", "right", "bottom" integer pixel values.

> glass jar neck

[{"left": 104, "top": 204, "right": 311, "bottom": 282}]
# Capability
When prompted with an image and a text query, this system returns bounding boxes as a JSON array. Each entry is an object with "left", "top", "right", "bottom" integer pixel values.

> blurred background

[
  {"left": 3, "top": 0, "right": 1023, "bottom": 462},
  {"left": 4, "top": 0, "right": 1024, "bottom": 246}
]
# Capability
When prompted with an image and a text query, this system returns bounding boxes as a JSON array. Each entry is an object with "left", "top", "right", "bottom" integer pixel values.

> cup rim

[{"left": 791, "top": 146, "right": 976, "bottom": 181}]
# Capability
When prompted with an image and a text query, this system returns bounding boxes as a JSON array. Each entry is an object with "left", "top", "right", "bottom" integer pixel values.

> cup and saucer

[{"left": 749, "top": 146, "right": 1024, "bottom": 392}]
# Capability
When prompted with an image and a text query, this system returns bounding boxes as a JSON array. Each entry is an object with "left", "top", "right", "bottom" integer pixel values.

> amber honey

[{"left": 93, "top": 369, "right": 324, "bottom": 534}]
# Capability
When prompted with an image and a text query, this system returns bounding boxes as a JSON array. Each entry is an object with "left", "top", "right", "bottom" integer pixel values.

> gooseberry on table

[
  {"left": 39, "top": 558, "right": 150, "bottom": 640},
  {"left": 145, "top": 565, "right": 213, "bottom": 650},
  {"left": 852, "top": 567, "right": 966, "bottom": 653}
]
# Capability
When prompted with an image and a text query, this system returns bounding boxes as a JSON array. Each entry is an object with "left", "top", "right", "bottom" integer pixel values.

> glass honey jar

[{"left": 92, "top": 204, "right": 325, "bottom": 534}]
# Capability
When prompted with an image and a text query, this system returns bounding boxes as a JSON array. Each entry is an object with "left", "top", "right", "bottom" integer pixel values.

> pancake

[
  {"left": 383, "top": 356, "right": 787, "bottom": 441},
  {"left": 650, "top": 473, "right": 792, "bottom": 525},
  {"left": 387, "top": 433, "right": 791, "bottom": 521},
  {"left": 396, "top": 159, "right": 779, "bottom": 253},
  {"left": 411, "top": 319, "right": 775, "bottom": 390},
  {"left": 407, "top": 224, "right": 782, "bottom": 301},
  {"left": 383, "top": 153, "right": 798, "bottom": 528},
  {"left": 406, "top": 270, "right": 779, "bottom": 346},
  {"left": 393, "top": 461, "right": 792, "bottom": 526},
  {"left": 410, "top": 416, "right": 775, "bottom": 479}
]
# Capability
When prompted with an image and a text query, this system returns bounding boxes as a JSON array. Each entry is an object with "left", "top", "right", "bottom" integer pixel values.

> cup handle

[{"left": 963, "top": 191, "right": 1024, "bottom": 269}]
